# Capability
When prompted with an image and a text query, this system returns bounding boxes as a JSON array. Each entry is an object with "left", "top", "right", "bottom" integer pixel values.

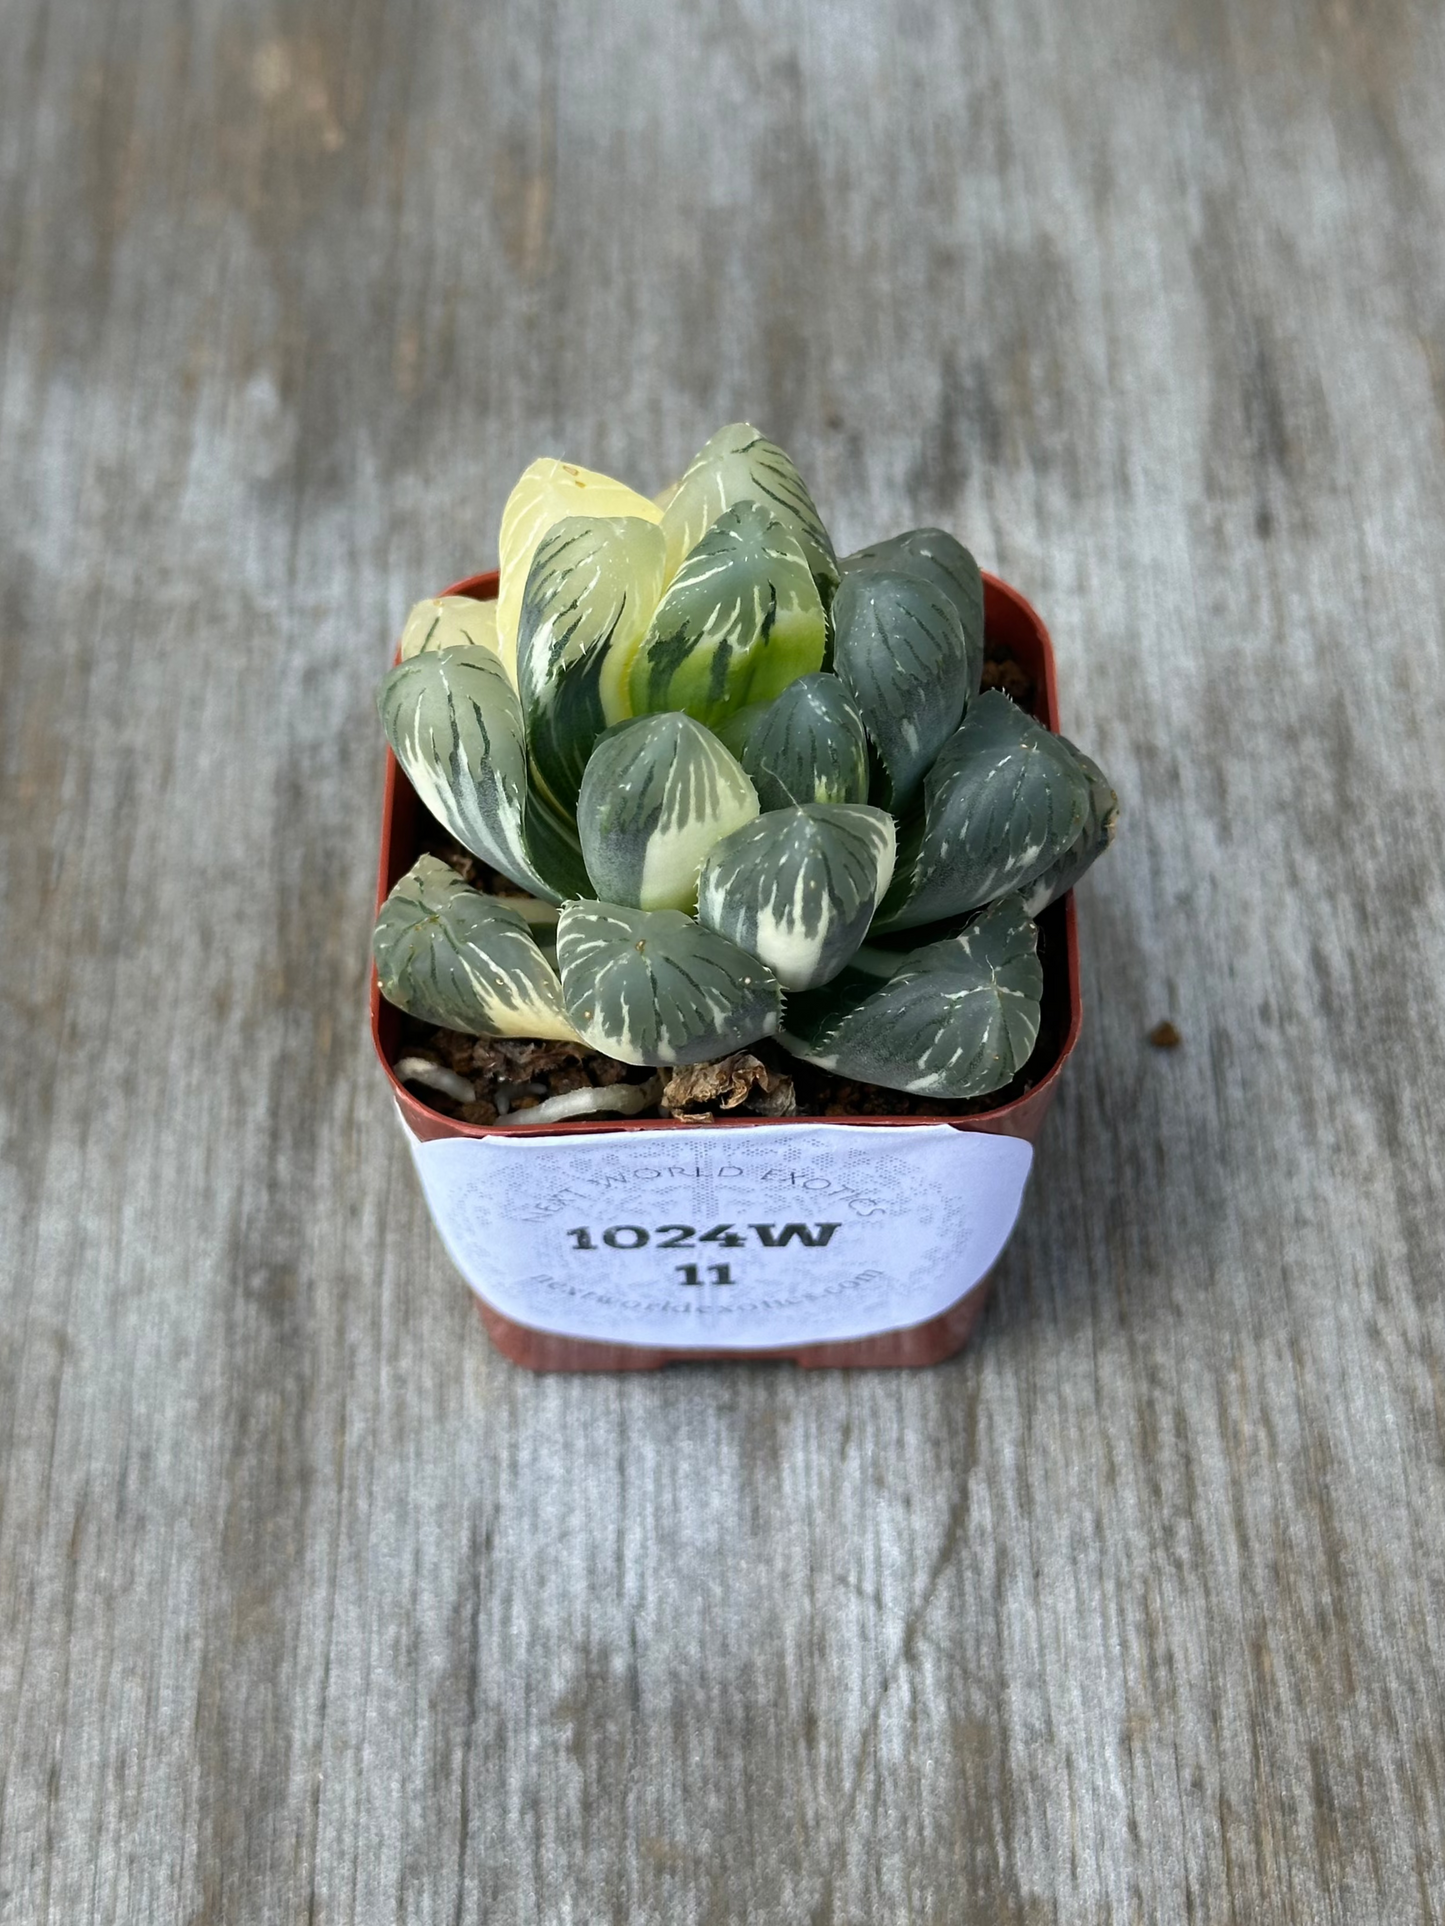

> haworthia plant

[
  {"left": 875, "top": 691, "right": 1092, "bottom": 932},
  {"left": 841, "top": 528, "right": 985, "bottom": 696},
  {"left": 399, "top": 595, "right": 503, "bottom": 661},
  {"left": 780, "top": 895, "right": 1043, "bottom": 1098},
  {"left": 697, "top": 805, "right": 896, "bottom": 991},
  {"left": 830, "top": 567, "right": 972, "bottom": 812},
  {"left": 628, "top": 501, "right": 827, "bottom": 729},
  {"left": 496, "top": 458, "right": 661, "bottom": 685},
  {"left": 718, "top": 673, "right": 870, "bottom": 811},
  {"left": 374, "top": 422, "right": 1119, "bottom": 1100},
  {"left": 374, "top": 855, "right": 578, "bottom": 1041},
  {"left": 575, "top": 712, "right": 759, "bottom": 912},
  {"left": 557, "top": 901, "right": 781, "bottom": 1065},
  {"left": 515, "top": 513, "right": 666, "bottom": 814},
  {"left": 658, "top": 421, "right": 839, "bottom": 597},
  {"left": 377, "top": 647, "right": 588, "bottom": 902}
]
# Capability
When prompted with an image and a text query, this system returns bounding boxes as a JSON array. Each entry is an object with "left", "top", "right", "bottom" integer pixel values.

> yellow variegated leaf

[
  {"left": 374, "top": 855, "right": 580, "bottom": 1041},
  {"left": 399, "top": 595, "right": 502, "bottom": 662},
  {"left": 496, "top": 459, "right": 661, "bottom": 685},
  {"left": 516, "top": 515, "right": 667, "bottom": 816}
]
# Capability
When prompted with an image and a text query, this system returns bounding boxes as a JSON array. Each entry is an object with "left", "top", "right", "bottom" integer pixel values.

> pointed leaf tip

[
  {"left": 698, "top": 804, "right": 896, "bottom": 990},
  {"left": 660, "top": 421, "right": 838, "bottom": 596},
  {"left": 718, "top": 672, "right": 870, "bottom": 811}
]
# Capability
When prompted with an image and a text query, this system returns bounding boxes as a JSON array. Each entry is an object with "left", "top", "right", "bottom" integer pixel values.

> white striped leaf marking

[
  {"left": 779, "top": 894, "right": 1042, "bottom": 1098},
  {"left": 373, "top": 855, "right": 579, "bottom": 1041},
  {"left": 1019, "top": 742, "right": 1120, "bottom": 915},
  {"left": 377, "top": 647, "right": 588, "bottom": 902},
  {"left": 658, "top": 421, "right": 838, "bottom": 596},
  {"left": 630, "top": 501, "right": 826, "bottom": 729},
  {"left": 557, "top": 900, "right": 781, "bottom": 1066},
  {"left": 516, "top": 513, "right": 666, "bottom": 814},
  {"left": 576, "top": 713, "right": 759, "bottom": 912},
  {"left": 496, "top": 458, "right": 661, "bottom": 685},
  {"left": 873, "top": 691, "right": 1091, "bottom": 932},
  {"left": 697, "top": 805, "right": 896, "bottom": 991},
  {"left": 830, "top": 567, "right": 972, "bottom": 813},
  {"left": 718, "top": 673, "right": 869, "bottom": 811},
  {"left": 840, "top": 528, "right": 985, "bottom": 696}
]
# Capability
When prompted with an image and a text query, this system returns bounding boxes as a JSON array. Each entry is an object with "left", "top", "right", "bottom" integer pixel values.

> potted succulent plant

[{"left": 371, "top": 425, "right": 1117, "bottom": 1369}]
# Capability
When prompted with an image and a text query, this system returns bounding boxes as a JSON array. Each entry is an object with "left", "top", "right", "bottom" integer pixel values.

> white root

[
  {"left": 393, "top": 1056, "right": 477, "bottom": 1103},
  {"left": 499, "top": 1074, "right": 664, "bottom": 1127}
]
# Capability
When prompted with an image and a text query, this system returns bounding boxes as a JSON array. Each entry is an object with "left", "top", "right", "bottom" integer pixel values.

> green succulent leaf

[
  {"left": 830, "top": 568, "right": 972, "bottom": 813},
  {"left": 659, "top": 421, "right": 839, "bottom": 597},
  {"left": 373, "top": 854, "right": 579, "bottom": 1041},
  {"left": 841, "top": 528, "right": 984, "bottom": 696},
  {"left": 556, "top": 900, "right": 781, "bottom": 1065},
  {"left": 377, "top": 647, "right": 588, "bottom": 902},
  {"left": 697, "top": 804, "right": 897, "bottom": 991},
  {"left": 399, "top": 595, "right": 503, "bottom": 661},
  {"left": 1019, "top": 743, "right": 1120, "bottom": 914},
  {"left": 874, "top": 691, "right": 1091, "bottom": 932},
  {"left": 628, "top": 501, "right": 827, "bottom": 729},
  {"left": 576, "top": 712, "right": 759, "bottom": 912},
  {"left": 718, "top": 673, "right": 870, "bottom": 811},
  {"left": 780, "top": 894, "right": 1043, "bottom": 1098},
  {"left": 516, "top": 513, "right": 666, "bottom": 815}
]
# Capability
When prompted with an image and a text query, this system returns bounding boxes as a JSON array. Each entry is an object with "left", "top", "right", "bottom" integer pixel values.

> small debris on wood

[
  {"left": 1148, "top": 1020, "right": 1182, "bottom": 1049},
  {"left": 660, "top": 1052, "right": 798, "bottom": 1118}
]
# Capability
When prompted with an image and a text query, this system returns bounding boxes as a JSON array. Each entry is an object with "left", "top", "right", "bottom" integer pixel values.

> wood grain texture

[{"left": 2, "top": 0, "right": 1444, "bottom": 1919}]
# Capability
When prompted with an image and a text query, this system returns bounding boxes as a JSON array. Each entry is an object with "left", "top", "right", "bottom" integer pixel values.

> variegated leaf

[
  {"left": 496, "top": 458, "right": 661, "bottom": 685},
  {"left": 718, "top": 673, "right": 870, "bottom": 811},
  {"left": 516, "top": 513, "right": 667, "bottom": 814},
  {"left": 874, "top": 691, "right": 1091, "bottom": 932},
  {"left": 659, "top": 421, "right": 839, "bottom": 597},
  {"left": 398, "top": 595, "right": 502, "bottom": 662},
  {"left": 557, "top": 900, "right": 781, "bottom": 1066},
  {"left": 1020, "top": 743, "right": 1119, "bottom": 914},
  {"left": 780, "top": 894, "right": 1042, "bottom": 1098},
  {"left": 373, "top": 854, "right": 579, "bottom": 1041},
  {"left": 576, "top": 713, "right": 759, "bottom": 912},
  {"left": 841, "top": 528, "right": 984, "bottom": 695},
  {"left": 629, "top": 501, "right": 826, "bottom": 729},
  {"left": 377, "top": 647, "right": 588, "bottom": 902},
  {"left": 697, "top": 804, "right": 896, "bottom": 990},
  {"left": 830, "top": 567, "right": 972, "bottom": 812}
]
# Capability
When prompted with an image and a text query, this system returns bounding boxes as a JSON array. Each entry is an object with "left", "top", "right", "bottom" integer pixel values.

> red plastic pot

[{"left": 372, "top": 569, "right": 1081, "bottom": 1370}]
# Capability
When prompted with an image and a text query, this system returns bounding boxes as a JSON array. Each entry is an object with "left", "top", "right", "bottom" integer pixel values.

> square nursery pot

[{"left": 372, "top": 570, "right": 1082, "bottom": 1371}]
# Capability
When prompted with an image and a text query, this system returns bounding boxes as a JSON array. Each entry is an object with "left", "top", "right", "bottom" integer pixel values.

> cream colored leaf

[
  {"left": 399, "top": 596, "right": 502, "bottom": 662},
  {"left": 496, "top": 459, "right": 661, "bottom": 685}
]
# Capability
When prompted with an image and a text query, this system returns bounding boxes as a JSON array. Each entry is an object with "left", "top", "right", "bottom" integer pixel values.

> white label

[{"left": 400, "top": 1116, "right": 1034, "bottom": 1351}]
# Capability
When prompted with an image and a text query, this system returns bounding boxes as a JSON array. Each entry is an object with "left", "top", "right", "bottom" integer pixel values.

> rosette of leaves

[{"left": 375, "top": 422, "right": 1118, "bottom": 1101}]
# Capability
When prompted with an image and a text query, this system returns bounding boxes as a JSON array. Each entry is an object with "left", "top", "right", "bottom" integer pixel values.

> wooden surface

[{"left": 2, "top": 0, "right": 1443, "bottom": 1918}]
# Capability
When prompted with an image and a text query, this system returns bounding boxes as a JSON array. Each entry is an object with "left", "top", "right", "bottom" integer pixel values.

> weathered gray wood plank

[{"left": 2, "top": 0, "right": 1444, "bottom": 1919}]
